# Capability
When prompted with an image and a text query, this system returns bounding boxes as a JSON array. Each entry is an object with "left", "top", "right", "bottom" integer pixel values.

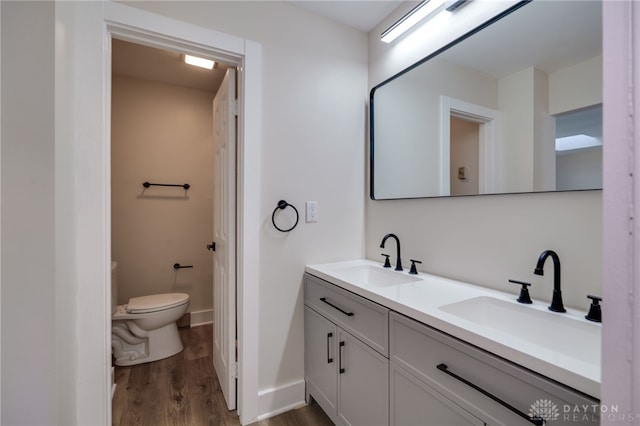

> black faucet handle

[
  {"left": 409, "top": 259, "right": 422, "bottom": 275},
  {"left": 585, "top": 295, "right": 602, "bottom": 323},
  {"left": 508, "top": 279, "right": 533, "bottom": 304},
  {"left": 381, "top": 253, "right": 391, "bottom": 268}
]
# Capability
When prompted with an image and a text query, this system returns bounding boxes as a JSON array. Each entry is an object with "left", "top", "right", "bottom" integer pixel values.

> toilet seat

[{"left": 127, "top": 293, "right": 190, "bottom": 314}]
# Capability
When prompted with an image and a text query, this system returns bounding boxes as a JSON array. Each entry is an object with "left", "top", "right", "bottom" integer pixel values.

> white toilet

[{"left": 111, "top": 261, "right": 190, "bottom": 366}]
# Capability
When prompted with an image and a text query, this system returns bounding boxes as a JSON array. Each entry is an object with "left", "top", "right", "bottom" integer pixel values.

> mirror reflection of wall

[
  {"left": 555, "top": 105, "right": 603, "bottom": 191},
  {"left": 370, "top": 0, "right": 602, "bottom": 200}
]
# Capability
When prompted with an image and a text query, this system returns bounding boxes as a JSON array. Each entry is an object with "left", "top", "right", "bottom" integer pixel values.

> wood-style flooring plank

[
  {"left": 113, "top": 324, "right": 333, "bottom": 426},
  {"left": 253, "top": 403, "right": 335, "bottom": 426},
  {"left": 161, "top": 353, "right": 190, "bottom": 426}
]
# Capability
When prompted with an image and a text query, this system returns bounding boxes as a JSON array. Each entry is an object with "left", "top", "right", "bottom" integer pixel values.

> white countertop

[{"left": 305, "top": 259, "right": 601, "bottom": 399}]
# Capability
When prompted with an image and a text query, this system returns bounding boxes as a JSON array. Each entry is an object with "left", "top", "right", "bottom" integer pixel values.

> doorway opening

[
  {"left": 110, "top": 37, "right": 239, "bottom": 416},
  {"left": 450, "top": 116, "right": 481, "bottom": 196},
  {"left": 440, "top": 96, "right": 501, "bottom": 195},
  {"left": 68, "top": 4, "right": 261, "bottom": 423}
]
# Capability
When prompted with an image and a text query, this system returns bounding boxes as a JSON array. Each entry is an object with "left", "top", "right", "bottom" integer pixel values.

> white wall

[
  {"left": 1, "top": 2, "right": 57, "bottom": 424},
  {"left": 549, "top": 55, "right": 602, "bottom": 116},
  {"left": 120, "top": 0, "right": 368, "bottom": 408},
  {"left": 367, "top": 1, "right": 601, "bottom": 311},
  {"left": 557, "top": 148, "right": 603, "bottom": 192},
  {"left": 499, "top": 68, "right": 536, "bottom": 192},
  {"left": 111, "top": 75, "right": 214, "bottom": 313}
]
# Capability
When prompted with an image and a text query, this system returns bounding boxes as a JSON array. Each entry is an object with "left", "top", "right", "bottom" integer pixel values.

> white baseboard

[
  {"left": 256, "top": 379, "right": 306, "bottom": 421},
  {"left": 190, "top": 309, "right": 213, "bottom": 327}
]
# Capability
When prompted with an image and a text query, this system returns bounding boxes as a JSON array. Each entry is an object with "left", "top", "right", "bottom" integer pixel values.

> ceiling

[
  {"left": 112, "top": 39, "right": 230, "bottom": 93},
  {"left": 112, "top": 1, "right": 400, "bottom": 92},
  {"left": 289, "top": 1, "right": 405, "bottom": 32},
  {"left": 112, "top": 1, "right": 601, "bottom": 95},
  {"left": 439, "top": 0, "right": 602, "bottom": 79}
]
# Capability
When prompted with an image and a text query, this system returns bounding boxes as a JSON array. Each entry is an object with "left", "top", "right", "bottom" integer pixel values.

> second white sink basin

[
  {"left": 439, "top": 296, "right": 601, "bottom": 366},
  {"left": 332, "top": 264, "right": 422, "bottom": 288}
]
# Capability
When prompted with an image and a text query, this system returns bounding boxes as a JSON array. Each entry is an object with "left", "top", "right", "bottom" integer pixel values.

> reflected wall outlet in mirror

[{"left": 458, "top": 167, "right": 467, "bottom": 180}]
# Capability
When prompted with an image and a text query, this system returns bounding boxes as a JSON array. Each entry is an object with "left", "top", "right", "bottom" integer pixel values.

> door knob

[{"left": 207, "top": 242, "right": 216, "bottom": 251}]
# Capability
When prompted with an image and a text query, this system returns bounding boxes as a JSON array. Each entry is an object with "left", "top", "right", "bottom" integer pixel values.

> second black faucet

[{"left": 534, "top": 249, "right": 566, "bottom": 313}]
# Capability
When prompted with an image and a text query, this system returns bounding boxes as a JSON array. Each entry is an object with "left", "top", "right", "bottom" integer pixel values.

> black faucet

[
  {"left": 534, "top": 250, "right": 566, "bottom": 313},
  {"left": 380, "top": 233, "right": 403, "bottom": 271}
]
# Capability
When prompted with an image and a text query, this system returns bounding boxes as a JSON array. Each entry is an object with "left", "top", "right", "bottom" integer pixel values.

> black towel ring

[{"left": 272, "top": 200, "right": 299, "bottom": 232}]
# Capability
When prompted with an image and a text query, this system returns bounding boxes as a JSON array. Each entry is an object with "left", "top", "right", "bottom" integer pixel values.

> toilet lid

[{"left": 127, "top": 293, "right": 190, "bottom": 314}]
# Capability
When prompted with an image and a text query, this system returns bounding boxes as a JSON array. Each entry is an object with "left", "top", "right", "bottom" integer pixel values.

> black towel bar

[{"left": 143, "top": 181, "right": 190, "bottom": 190}]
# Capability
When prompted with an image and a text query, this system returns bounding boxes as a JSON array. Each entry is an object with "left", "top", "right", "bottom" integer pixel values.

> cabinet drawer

[
  {"left": 390, "top": 312, "right": 599, "bottom": 425},
  {"left": 390, "top": 363, "right": 484, "bottom": 426},
  {"left": 305, "top": 273, "right": 389, "bottom": 356}
]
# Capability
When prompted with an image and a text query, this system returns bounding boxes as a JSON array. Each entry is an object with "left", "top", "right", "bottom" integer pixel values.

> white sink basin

[
  {"left": 439, "top": 296, "right": 601, "bottom": 366},
  {"left": 332, "top": 264, "right": 422, "bottom": 288}
]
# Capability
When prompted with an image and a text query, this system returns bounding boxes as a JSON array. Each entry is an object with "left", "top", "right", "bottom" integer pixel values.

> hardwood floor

[{"left": 113, "top": 324, "right": 333, "bottom": 426}]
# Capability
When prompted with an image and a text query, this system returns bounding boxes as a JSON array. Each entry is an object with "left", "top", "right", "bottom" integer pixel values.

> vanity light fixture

[
  {"left": 445, "top": 0, "right": 470, "bottom": 12},
  {"left": 381, "top": 0, "right": 447, "bottom": 43},
  {"left": 184, "top": 54, "right": 215, "bottom": 70}
]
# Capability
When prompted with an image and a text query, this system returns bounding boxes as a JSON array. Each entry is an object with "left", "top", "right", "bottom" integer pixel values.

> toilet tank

[{"left": 111, "top": 261, "right": 118, "bottom": 314}]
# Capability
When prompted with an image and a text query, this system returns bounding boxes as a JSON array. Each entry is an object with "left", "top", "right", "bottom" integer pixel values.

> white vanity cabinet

[
  {"left": 304, "top": 273, "right": 389, "bottom": 426},
  {"left": 389, "top": 312, "right": 599, "bottom": 425},
  {"left": 304, "top": 270, "right": 600, "bottom": 426}
]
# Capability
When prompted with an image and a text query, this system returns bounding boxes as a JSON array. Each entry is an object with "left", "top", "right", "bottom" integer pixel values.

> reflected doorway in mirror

[{"left": 441, "top": 96, "right": 501, "bottom": 196}]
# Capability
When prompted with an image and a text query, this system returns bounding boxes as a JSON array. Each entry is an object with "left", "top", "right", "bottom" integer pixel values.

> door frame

[
  {"left": 601, "top": 0, "right": 640, "bottom": 417},
  {"left": 440, "top": 96, "right": 501, "bottom": 194},
  {"left": 65, "top": 2, "right": 261, "bottom": 424}
]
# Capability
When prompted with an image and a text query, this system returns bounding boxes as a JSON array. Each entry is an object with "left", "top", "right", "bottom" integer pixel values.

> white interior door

[{"left": 212, "top": 67, "right": 237, "bottom": 411}]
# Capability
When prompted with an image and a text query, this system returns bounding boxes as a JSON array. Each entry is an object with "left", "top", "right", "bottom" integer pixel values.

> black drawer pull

[
  {"left": 320, "top": 297, "right": 354, "bottom": 317},
  {"left": 339, "top": 341, "right": 346, "bottom": 374},
  {"left": 327, "top": 332, "right": 334, "bottom": 364},
  {"left": 437, "top": 363, "right": 544, "bottom": 426}
]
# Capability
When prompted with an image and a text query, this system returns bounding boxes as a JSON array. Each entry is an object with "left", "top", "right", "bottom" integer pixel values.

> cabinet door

[
  {"left": 305, "top": 306, "right": 338, "bottom": 418},
  {"left": 337, "top": 329, "right": 389, "bottom": 426},
  {"left": 390, "top": 363, "right": 484, "bottom": 426}
]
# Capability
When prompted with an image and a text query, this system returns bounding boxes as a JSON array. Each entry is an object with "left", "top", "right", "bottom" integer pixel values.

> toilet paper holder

[{"left": 173, "top": 263, "right": 193, "bottom": 270}]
